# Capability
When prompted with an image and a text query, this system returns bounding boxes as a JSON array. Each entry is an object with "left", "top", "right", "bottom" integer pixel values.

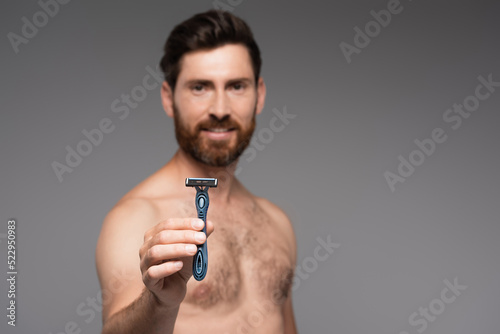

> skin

[{"left": 96, "top": 44, "right": 298, "bottom": 334}]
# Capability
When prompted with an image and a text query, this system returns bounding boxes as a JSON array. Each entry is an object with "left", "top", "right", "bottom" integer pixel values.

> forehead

[{"left": 177, "top": 44, "right": 254, "bottom": 83}]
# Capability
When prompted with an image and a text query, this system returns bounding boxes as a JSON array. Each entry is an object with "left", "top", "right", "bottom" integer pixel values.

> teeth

[{"left": 208, "top": 128, "right": 230, "bottom": 132}]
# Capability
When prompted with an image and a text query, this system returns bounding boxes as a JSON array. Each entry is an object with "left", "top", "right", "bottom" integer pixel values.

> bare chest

[{"left": 165, "top": 199, "right": 294, "bottom": 310}]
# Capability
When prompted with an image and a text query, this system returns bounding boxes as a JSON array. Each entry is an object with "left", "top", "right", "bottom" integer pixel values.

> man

[{"left": 96, "top": 10, "right": 297, "bottom": 334}]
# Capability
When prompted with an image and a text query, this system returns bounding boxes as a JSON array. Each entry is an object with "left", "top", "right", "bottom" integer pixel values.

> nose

[{"left": 209, "top": 89, "right": 231, "bottom": 120}]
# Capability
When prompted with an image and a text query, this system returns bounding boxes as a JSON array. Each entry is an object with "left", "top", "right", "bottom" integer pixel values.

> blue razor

[{"left": 185, "top": 177, "right": 218, "bottom": 281}]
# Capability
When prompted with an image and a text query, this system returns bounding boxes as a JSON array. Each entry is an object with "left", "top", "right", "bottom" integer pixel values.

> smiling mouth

[{"left": 202, "top": 128, "right": 235, "bottom": 133}]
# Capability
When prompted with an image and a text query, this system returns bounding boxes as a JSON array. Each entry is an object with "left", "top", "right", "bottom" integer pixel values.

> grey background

[{"left": 1, "top": 0, "right": 499, "bottom": 333}]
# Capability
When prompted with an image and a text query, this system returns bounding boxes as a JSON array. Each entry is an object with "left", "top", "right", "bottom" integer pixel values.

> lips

[
  {"left": 201, "top": 128, "right": 236, "bottom": 140},
  {"left": 201, "top": 128, "right": 236, "bottom": 133},
  {"left": 202, "top": 128, "right": 235, "bottom": 133}
]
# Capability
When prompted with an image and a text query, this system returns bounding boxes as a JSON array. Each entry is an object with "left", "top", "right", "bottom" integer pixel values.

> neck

[{"left": 169, "top": 149, "right": 239, "bottom": 203}]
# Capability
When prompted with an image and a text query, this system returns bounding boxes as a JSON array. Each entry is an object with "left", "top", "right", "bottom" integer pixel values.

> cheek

[
  {"left": 232, "top": 96, "right": 257, "bottom": 120},
  {"left": 174, "top": 97, "right": 206, "bottom": 124}
]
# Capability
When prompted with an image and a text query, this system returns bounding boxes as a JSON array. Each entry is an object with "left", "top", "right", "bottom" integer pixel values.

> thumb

[{"left": 206, "top": 219, "right": 215, "bottom": 237}]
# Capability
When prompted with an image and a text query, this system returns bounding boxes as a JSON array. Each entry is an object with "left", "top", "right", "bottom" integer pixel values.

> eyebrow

[
  {"left": 184, "top": 77, "right": 254, "bottom": 87},
  {"left": 226, "top": 78, "right": 253, "bottom": 85}
]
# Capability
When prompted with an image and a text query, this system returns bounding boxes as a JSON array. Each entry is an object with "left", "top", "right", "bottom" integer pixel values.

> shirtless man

[{"left": 96, "top": 10, "right": 297, "bottom": 334}]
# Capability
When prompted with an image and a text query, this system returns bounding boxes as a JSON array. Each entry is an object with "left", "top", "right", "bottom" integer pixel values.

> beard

[{"left": 173, "top": 104, "right": 256, "bottom": 167}]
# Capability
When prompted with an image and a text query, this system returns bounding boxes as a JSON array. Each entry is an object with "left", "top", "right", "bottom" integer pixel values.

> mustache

[{"left": 195, "top": 116, "right": 241, "bottom": 131}]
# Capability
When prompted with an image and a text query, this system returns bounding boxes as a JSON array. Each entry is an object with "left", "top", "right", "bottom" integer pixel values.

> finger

[
  {"left": 151, "top": 229, "right": 207, "bottom": 246},
  {"left": 143, "top": 260, "right": 183, "bottom": 287},
  {"left": 144, "top": 218, "right": 205, "bottom": 242},
  {"left": 206, "top": 219, "right": 215, "bottom": 237},
  {"left": 143, "top": 243, "right": 198, "bottom": 268}
]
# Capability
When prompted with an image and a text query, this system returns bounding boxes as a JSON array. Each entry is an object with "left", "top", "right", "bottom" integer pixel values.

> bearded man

[{"left": 96, "top": 10, "right": 297, "bottom": 334}]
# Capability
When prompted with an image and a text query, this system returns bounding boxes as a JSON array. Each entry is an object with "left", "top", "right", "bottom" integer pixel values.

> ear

[
  {"left": 255, "top": 77, "right": 266, "bottom": 115},
  {"left": 161, "top": 81, "right": 174, "bottom": 118}
]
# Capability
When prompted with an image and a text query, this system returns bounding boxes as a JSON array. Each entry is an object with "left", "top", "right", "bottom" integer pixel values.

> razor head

[{"left": 185, "top": 178, "right": 218, "bottom": 188}]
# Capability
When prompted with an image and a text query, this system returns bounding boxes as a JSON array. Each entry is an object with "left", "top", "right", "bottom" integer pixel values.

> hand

[{"left": 139, "top": 218, "right": 215, "bottom": 309}]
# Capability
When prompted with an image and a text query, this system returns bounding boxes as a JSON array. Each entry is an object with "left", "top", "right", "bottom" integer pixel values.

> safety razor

[{"left": 185, "top": 177, "right": 218, "bottom": 281}]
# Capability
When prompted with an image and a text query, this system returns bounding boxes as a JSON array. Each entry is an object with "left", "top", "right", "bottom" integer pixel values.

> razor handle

[{"left": 193, "top": 187, "right": 209, "bottom": 281}]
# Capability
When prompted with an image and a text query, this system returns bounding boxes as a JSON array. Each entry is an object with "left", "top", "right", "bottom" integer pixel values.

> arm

[
  {"left": 102, "top": 288, "right": 179, "bottom": 334},
  {"left": 282, "top": 217, "right": 298, "bottom": 334},
  {"left": 283, "top": 293, "right": 298, "bottom": 334},
  {"left": 282, "top": 205, "right": 298, "bottom": 333},
  {"left": 96, "top": 199, "right": 179, "bottom": 333},
  {"left": 260, "top": 197, "right": 298, "bottom": 334},
  {"left": 96, "top": 198, "right": 214, "bottom": 334}
]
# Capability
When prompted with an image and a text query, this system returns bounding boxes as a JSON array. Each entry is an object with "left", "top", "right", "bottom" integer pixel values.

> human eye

[
  {"left": 231, "top": 82, "right": 246, "bottom": 92},
  {"left": 191, "top": 83, "right": 205, "bottom": 93}
]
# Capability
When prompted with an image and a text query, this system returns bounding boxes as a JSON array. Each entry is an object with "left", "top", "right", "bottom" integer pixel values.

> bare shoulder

[
  {"left": 254, "top": 196, "right": 297, "bottom": 261},
  {"left": 97, "top": 165, "right": 172, "bottom": 242},
  {"left": 98, "top": 197, "right": 158, "bottom": 246},
  {"left": 255, "top": 197, "right": 289, "bottom": 223},
  {"left": 96, "top": 164, "right": 177, "bottom": 282},
  {"left": 96, "top": 195, "right": 160, "bottom": 267}
]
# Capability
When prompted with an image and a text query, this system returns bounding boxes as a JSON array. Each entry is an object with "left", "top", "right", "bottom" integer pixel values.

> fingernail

[
  {"left": 174, "top": 261, "right": 183, "bottom": 269},
  {"left": 186, "top": 244, "right": 197, "bottom": 253},
  {"left": 192, "top": 219, "right": 204, "bottom": 229},
  {"left": 195, "top": 232, "right": 205, "bottom": 243}
]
